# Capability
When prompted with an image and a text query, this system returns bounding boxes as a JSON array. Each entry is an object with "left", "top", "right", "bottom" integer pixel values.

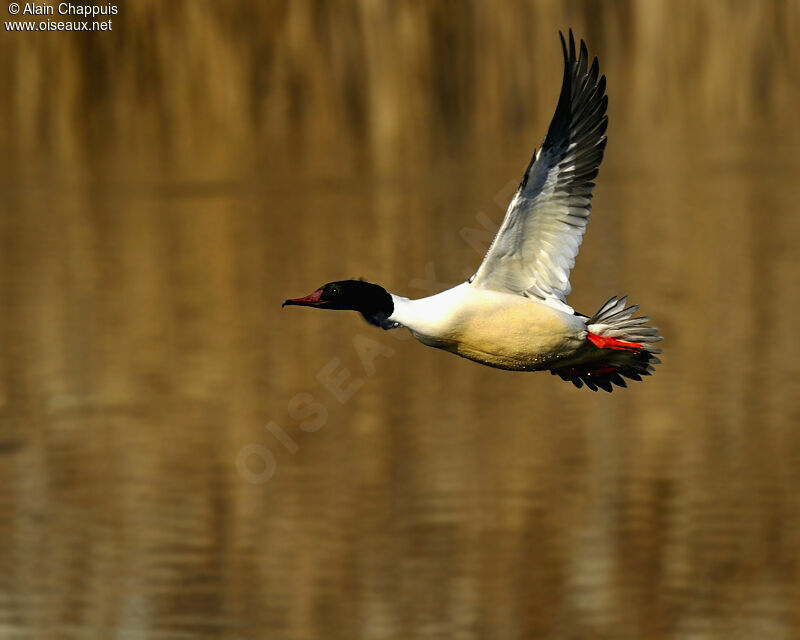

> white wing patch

[{"left": 470, "top": 31, "right": 608, "bottom": 314}]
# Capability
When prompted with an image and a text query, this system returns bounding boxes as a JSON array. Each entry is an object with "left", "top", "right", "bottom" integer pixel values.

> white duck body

[
  {"left": 389, "top": 283, "right": 588, "bottom": 371},
  {"left": 283, "top": 32, "right": 662, "bottom": 391}
]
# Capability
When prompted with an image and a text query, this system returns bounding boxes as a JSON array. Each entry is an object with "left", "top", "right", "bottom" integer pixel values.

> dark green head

[{"left": 282, "top": 280, "right": 394, "bottom": 320}]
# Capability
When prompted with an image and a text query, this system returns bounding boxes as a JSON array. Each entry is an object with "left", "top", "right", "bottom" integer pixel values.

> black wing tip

[
  {"left": 545, "top": 30, "right": 608, "bottom": 148},
  {"left": 559, "top": 29, "right": 590, "bottom": 65},
  {"left": 558, "top": 29, "right": 576, "bottom": 61},
  {"left": 557, "top": 29, "right": 600, "bottom": 82}
]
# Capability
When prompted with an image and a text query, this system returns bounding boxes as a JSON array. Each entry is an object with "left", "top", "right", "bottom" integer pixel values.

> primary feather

[{"left": 470, "top": 30, "right": 608, "bottom": 314}]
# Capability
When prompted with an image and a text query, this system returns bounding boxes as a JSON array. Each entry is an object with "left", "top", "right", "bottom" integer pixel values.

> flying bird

[{"left": 284, "top": 31, "right": 662, "bottom": 391}]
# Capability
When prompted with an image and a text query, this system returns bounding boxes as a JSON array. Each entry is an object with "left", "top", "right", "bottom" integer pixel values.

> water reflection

[{"left": 2, "top": 2, "right": 800, "bottom": 639}]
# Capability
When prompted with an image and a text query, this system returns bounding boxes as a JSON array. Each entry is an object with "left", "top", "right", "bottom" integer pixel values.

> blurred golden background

[{"left": 2, "top": 1, "right": 800, "bottom": 639}]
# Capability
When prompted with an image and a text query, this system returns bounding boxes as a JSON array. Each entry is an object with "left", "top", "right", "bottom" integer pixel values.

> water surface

[{"left": 2, "top": 2, "right": 800, "bottom": 639}]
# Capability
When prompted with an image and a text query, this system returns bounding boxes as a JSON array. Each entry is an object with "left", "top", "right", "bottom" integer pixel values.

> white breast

[{"left": 389, "top": 283, "right": 586, "bottom": 370}]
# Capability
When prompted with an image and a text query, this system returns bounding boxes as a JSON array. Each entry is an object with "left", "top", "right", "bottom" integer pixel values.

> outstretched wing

[{"left": 469, "top": 31, "right": 608, "bottom": 313}]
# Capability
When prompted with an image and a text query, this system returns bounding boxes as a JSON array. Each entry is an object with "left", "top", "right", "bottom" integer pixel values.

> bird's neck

[
  {"left": 388, "top": 284, "right": 469, "bottom": 335},
  {"left": 387, "top": 294, "right": 414, "bottom": 326}
]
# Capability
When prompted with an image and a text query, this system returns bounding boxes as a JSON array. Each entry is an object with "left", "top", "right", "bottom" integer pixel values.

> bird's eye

[{"left": 330, "top": 286, "right": 339, "bottom": 295}]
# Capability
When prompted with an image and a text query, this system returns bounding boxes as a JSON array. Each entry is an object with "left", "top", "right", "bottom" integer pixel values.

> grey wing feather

[{"left": 470, "top": 31, "right": 608, "bottom": 313}]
